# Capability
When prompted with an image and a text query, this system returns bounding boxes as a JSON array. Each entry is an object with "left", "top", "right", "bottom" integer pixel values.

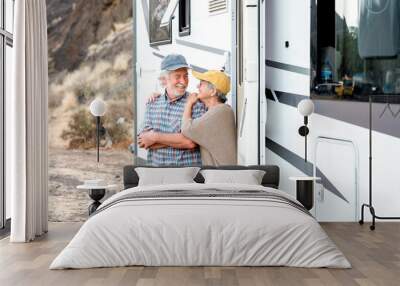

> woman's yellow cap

[{"left": 192, "top": 70, "right": 231, "bottom": 94}]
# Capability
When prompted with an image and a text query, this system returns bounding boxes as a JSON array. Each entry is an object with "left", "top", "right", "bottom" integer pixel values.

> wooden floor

[{"left": 0, "top": 222, "right": 399, "bottom": 286}]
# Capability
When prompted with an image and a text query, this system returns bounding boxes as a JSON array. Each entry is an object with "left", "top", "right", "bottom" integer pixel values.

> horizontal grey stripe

[
  {"left": 314, "top": 99, "right": 400, "bottom": 139},
  {"left": 265, "top": 89, "right": 306, "bottom": 107},
  {"left": 176, "top": 39, "right": 227, "bottom": 56},
  {"left": 266, "top": 60, "right": 310, "bottom": 76},
  {"left": 152, "top": 52, "right": 207, "bottom": 73},
  {"left": 266, "top": 88, "right": 400, "bottom": 139},
  {"left": 266, "top": 137, "right": 349, "bottom": 203}
]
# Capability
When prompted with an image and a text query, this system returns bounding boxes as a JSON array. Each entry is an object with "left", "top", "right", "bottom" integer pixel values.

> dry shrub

[
  {"left": 51, "top": 42, "right": 135, "bottom": 150},
  {"left": 87, "top": 43, "right": 99, "bottom": 57},
  {"left": 48, "top": 94, "right": 63, "bottom": 109},
  {"left": 94, "top": 74, "right": 118, "bottom": 96},
  {"left": 50, "top": 57, "right": 130, "bottom": 111},
  {"left": 113, "top": 52, "right": 130, "bottom": 72},
  {"left": 90, "top": 61, "right": 112, "bottom": 80},
  {"left": 48, "top": 83, "right": 64, "bottom": 108},
  {"left": 61, "top": 108, "right": 96, "bottom": 149},
  {"left": 74, "top": 84, "right": 96, "bottom": 104},
  {"left": 63, "top": 66, "right": 91, "bottom": 92},
  {"left": 86, "top": 61, "right": 114, "bottom": 93},
  {"left": 113, "top": 22, "right": 128, "bottom": 33},
  {"left": 103, "top": 80, "right": 132, "bottom": 102},
  {"left": 61, "top": 91, "right": 79, "bottom": 111},
  {"left": 103, "top": 100, "right": 132, "bottom": 145},
  {"left": 48, "top": 66, "right": 95, "bottom": 108},
  {"left": 61, "top": 100, "right": 132, "bottom": 150}
]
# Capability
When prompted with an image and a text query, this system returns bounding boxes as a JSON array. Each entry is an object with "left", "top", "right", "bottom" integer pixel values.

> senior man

[{"left": 138, "top": 54, "right": 206, "bottom": 166}]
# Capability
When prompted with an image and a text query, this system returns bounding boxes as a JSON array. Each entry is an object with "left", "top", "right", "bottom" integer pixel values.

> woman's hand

[
  {"left": 187, "top": 93, "right": 198, "bottom": 106},
  {"left": 147, "top": 92, "right": 161, "bottom": 104},
  {"left": 183, "top": 93, "right": 197, "bottom": 121}
]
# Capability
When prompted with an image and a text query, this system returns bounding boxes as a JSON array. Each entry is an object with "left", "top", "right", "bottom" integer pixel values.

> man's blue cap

[{"left": 161, "top": 54, "right": 190, "bottom": 71}]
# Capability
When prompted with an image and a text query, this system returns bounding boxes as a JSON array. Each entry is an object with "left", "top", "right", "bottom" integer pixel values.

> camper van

[{"left": 133, "top": 0, "right": 400, "bottom": 223}]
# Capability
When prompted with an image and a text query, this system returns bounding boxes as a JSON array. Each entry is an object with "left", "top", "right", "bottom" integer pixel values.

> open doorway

[
  {"left": 235, "top": 0, "right": 263, "bottom": 165},
  {"left": 236, "top": 0, "right": 245, "bottom": 141},
  {"left": 46, "top": 0, "right": 134, "bottom": 222}
]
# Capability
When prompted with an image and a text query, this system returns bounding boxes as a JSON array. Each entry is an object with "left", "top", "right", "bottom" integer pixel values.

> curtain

[{"left": 8, "top": 0, "right": 48, "bottom": 242}]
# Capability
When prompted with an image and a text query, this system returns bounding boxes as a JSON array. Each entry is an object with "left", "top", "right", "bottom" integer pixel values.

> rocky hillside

[
  {"left": 47, "top": 0, "right": 133, "bottom": 77},
  {"left": 46, "top": 0, "right": 134, "bottom": 149}
]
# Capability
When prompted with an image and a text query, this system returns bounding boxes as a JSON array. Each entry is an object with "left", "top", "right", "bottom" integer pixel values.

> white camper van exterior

[
  {"left": 133, "top": 0, "right": 400, "bottom": 222},
  {"left": 134, "top": 0, "right": 264, "bottom": 167}
]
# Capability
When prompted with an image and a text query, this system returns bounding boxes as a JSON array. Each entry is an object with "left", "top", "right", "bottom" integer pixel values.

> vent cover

[{"left": 209, "top": 0, "right": 227, "bottom": 14}]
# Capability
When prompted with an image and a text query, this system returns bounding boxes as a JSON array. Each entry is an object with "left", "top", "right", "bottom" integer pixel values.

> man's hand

[{"left": 138, "top": 130, "right": 158, "bottom": 149}]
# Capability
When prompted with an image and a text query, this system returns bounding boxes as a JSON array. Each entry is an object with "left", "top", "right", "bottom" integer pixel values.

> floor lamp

[
  {"left": 359, "top": 92, "right": 400, "bottom": 230},
  {"left": 297, "top": 99, "right": 315, "bottom": 162},
  {"left": 89, "top": 99, "right": 106, "bottom": 163},
  {"left": 293, "top": 99, "right": 316, "bottom": 211},
  {"left": 83, "top": 98, "right": 108, "bottom": 215}
]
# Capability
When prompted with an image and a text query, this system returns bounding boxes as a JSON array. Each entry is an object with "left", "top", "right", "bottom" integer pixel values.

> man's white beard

[
  {"left": 173, "top": 85, "right": 186, "bottom": 97},
  {"left": 174, "top": 91, "right": 185, "bottom": 97}
]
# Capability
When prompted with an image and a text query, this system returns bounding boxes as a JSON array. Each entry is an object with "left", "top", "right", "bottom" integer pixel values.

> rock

[{"left": 47, "top": 0, "right": 133, "bottom": 76}]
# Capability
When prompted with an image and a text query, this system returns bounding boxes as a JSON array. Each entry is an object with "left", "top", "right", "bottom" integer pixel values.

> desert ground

[{"left": 48, "top": 148, "right": 133, "bottom": 222}]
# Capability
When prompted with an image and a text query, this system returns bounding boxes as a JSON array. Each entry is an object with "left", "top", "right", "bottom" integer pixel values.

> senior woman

[{"left": 181, "top": 70, "right": 237, "bottom": 166}]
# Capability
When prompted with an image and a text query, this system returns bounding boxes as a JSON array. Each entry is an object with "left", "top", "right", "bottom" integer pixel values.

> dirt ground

[{"left": 48, "top": 148, "right": 134, "bottom": 222}]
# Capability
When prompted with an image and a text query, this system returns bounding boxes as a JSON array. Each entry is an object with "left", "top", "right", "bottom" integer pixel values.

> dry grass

[
  {"left": 48, "top": 51, "right": 133, "bottom": 149},
  {"left": 63, "top": 66, "right": 92, "bottom": 93},
  {"left": 91, "top": 60, "right": 112, "bottom": 79},
  {"left": 61, "top": 91, "right": 79, "bottom": 111}
]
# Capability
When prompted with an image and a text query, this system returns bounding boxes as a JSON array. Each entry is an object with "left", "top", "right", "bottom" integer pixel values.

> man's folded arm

[
  {"left": 154, "top": 133, "right": 197, "bottom": 149},
  {"left": 150, "top": 143, "right": 168, "bottom": 149}
]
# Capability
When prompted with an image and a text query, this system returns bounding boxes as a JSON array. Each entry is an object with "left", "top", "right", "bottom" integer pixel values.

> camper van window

[
  {"left": 149, "top": 0, "right": 173, "bottom": 46},
  {"left": 311, "top": 0, "right": 400, "bottom": 103},
  {"left": 179, "top": 0, "right": 190, "bottom": 36}
]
